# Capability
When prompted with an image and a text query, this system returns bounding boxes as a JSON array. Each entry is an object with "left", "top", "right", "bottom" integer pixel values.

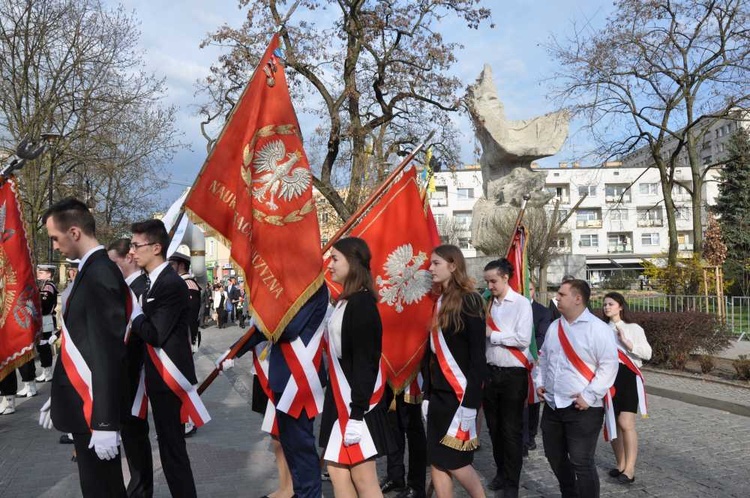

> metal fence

[{"left": 541, "top": 293, "right": 750, "bottom": 340}]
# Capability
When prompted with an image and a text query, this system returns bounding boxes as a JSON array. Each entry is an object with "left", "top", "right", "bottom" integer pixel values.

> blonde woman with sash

[
  {"left": 424, "top": 245, "right": 487, "bottom": 498},
  {"left": 320, "top": 237, "right": 393, "bottom": 497},
  {"left": 602, "top": 292, "right": 652, "bottom": 485}
]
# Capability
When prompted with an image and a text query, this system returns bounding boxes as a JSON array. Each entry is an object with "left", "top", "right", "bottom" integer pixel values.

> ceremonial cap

[
  {"left": 65, "top": 258, "right": 80, "bottom": 269},
  {"left": 168, "top": 252, "right": 191, "bottom": 264},
  {"left": 37, "top": 264, "right": 56, "bottom": 272}
]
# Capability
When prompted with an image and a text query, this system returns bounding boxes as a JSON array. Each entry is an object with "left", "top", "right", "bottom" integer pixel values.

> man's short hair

[
  {"left": 130, "top": 219, "right": 169, "bottom": 258},
  {"left": 484, "top": 258, "right": 514, "bottom": 279},
  {"left": 562, "top": 274, "right": 576, "bottom": 283},
  {"left": 107, "top": 238, "right": 131, "bottom": 258},
  {"left": 42, "top": 198, "right": 95, "bottom": 236},
  {"left": 564, "top": 279, "right": 591, "bottom": 305}
]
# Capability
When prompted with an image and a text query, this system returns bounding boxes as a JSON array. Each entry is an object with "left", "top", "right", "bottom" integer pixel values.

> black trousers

[
  {"left": 189, "top": 320, "right": 200, "bottom": 346},
  {"left": 38, "top": 331, "right": 54, "bottom": 368},
  {"left": 482, "top": 366, "right": 528, "bottom": 491},
  {"left": 0, "top": 371, "right": 17, "bottom": 395},
  {"left": 72, "top": 432, "right": 127, "bottom": 497},
  {"left": 541, "top": 404, "right": 604, "bottom": 498},
  {"left": 384, "top": 389, "right": 427, "bottom": 496},
  {"left": 150, "top": 390, "right": 197, "bottom": 498},
  {"left": 275, "top": 404, "right": 320, "bottom": 498},
  {"left": 523, "top": 402, "right": 541, "bottom": 447},
  {"left": 18, "top": 360, "right": 35, "bottom": 382},
  {"left": 121, "top": 414, "right": 153, "bottom": 498}
]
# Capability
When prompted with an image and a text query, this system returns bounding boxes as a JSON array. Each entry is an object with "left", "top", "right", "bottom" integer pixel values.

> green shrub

[
  {"left": 592, "top": 310, "right": 731, "bottom": 369},
  {"left": 733, "top": 355, "right": 750, "bottom": 381},
  {"left": 699, "top": 354, "right": 715, "bottom": 374}
]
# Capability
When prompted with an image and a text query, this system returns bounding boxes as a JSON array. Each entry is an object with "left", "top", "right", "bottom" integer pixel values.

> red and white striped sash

[
  {"left": 59, "top": 320, "right": 94, "bottom": 429},
  {"left": 557, "top": 321, "right": 617, "bottom": 441},
  {"left": 403, "top": 372, "right": 424, "bottom": 405},
  {"left": 429, "top": 322, "right": 479, "bottom": 451},
  {"left": 323, "top": 326, "right": 385, "bottom": 465},
  {"left": 131, "top": 345, "right": 211, "bottom": 428},
  {"left": 618, "top": 348, "right": 648, "bottom": 417},
  {"left": 275, "top": 317, "right": 327, "bottom": 418},
  {"left": 486, "top": 309, "right": 539, "bottom": 404},
  {"left": 252, "top": 342, "right": 278, "bottom": 436}
]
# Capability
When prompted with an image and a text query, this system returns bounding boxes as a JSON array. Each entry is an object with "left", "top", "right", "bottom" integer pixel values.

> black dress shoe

[
  {"left": 396, "top": 487, "right": 426, "bottom": 498},
  {"left": 526, "top": 441, "right": 537, "bottom": 451},
  {"left": 380, "top": 479, "right": 406, "bottom": 493},
  {"left": 608, "top": 468, "right": 623, "bottom": 478},
  {"left": 487, "top": 475, "right": 505, "bottom": 491},
  {"left": 59, "top": 434, "right": 74, "bottom": 444},
  {"left": 617, "top": 473, "right": 635, "bottom": 484}
]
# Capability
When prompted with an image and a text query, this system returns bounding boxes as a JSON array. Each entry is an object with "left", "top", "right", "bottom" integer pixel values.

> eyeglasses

[{"left": 129, "top": 242, "right": 156, "bottom": 250}]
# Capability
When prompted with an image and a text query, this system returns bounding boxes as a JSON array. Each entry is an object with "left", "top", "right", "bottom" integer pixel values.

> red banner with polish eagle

[
  {"left": 184, "top": 34, "right": 323, "bottom": 341},
  {"left": 0, "top": 177, "right": 41, "bottom": 381},
  {"left": 326, "top": 167, "right": 441, "bottom": 391}
]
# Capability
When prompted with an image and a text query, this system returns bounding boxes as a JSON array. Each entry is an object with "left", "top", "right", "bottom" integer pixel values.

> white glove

[
  {"left": 88, "top": 430, "right": 120, "bottom": 461},
  {"left": 343, "top": 418, "right": 364, "bottom": 446},
  {"left": 39, "top": 398, "right": 53, "bottom": 430},
  {"left": 421, "top": 400, "right": 429, "bottom": 423},
  {"left": 215, "top": 349, "right": 234, "bottom": 373},
  {"left": 41, "top": 334, "right": 58, "bottom": 346},
  {"left": 457, "top": 406, "right": 477, "bottom": 430},
  {"left": 130, "top": 299, "right": 144, "bottom": 321}
]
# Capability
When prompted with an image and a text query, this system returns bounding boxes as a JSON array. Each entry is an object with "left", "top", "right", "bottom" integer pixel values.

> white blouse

[
  {"left": 328, "top": 300, "right": 348, "bottom": 359},
  {"left": 609, "top": 320, "right": 652, "bottom": 368}
]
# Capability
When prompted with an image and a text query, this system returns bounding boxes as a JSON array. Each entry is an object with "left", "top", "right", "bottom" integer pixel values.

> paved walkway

[{"left": 1, "top": 324, "right": 749, "bottom": 497}]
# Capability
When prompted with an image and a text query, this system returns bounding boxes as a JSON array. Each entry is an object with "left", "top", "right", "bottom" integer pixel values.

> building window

[
  {"left": 605, "top": 184, "right": 631, "bottom": 203},
  {"left": 676, "top": 207, "right": 691, "bottom": 220},
  {"left": 433, "top": 213, "right": 445, "bottom": 227},
  {"left": 431, "top": 186, "right": 448, "bottom": 207},
  {"left": 453, "top": 211, "right": 472, "bottom": 230},
  {"left": 578, "top": 185, "right": 597, "bottom": 197},
  {"left": 610, "top": 209, "right": 628, "bottom": 221},
  {"left": 580, "top": 234, "right": 599, "bottom": 247},
  {"left": 576, "top": 209, "right": 600, "bottom": 222},
  {"left": 458, "top": 237, "right": 471, "bottom": 250},
  {"left": 641, "top": 233, "right": 660, "bottom": 246},
  {"left": 639, "top": 183, "right": 659, "bottom": 195},
  {"left": 456, "top": 188, "right": 474, "bottom": 200},
  {"left": 208, "top": 239, "right": 215, "bottom": 256},
  {"left": 553, "top": 236, "right": 569, "bottom": 248},
  {"left": 557, "top": 209, "right": 569, "bottom": 222},
  {"left": 321, "top": 237, "right": 329, "bottom": 246}
]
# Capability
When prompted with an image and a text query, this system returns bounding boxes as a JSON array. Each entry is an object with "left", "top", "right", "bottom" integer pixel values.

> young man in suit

[
  {"left": 107, "top": 238, "right": 153, "bottom": 498},
  {"left": 129, "top": 219, "right": 199, "bottom": 498},
  {"left": 39, "top": 198, "right": 130, "bottom": 497}
]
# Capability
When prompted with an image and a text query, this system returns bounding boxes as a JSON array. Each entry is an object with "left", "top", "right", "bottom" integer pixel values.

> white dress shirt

[
  {"left": 609, "top": 320, "right": 652, "bottom": 368},
  {"left": 328, "top": 301, "right": 347, "bottom": 359},
  {"left": 146, "top": 261, "right": 169, "bottom": 291},
  {"left": 78, "top": 245, "right": 105, "bottom": 271},
  {"left": 486, "top": 287, "right": 533, "bottom": 367},
  {"left": 534, "top": 308, "right": 618, "bottom": 409}
]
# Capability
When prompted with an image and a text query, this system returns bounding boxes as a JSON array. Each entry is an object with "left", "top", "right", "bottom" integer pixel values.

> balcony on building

[
  {"left": 576, "top": 208, "right": 602, "bottom": 228},
  {"left": 604, "top": 184, "right": 632, "bottom": 204},
  {"left": 636, "top": 207, "right": 664, "bottom": 227},
  {"left": 607, "top": 233, "right": 633, "bottom": 254},
  {"left": 430, "top": 186, "right": 448, "bottom": 207},
  {"left": 545, "top": 184, "right": 570, "bottom": 205}
]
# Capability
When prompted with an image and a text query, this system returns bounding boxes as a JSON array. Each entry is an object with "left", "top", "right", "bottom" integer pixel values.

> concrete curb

[{"left": 646, "top": 385, "right": 750, "bottom": 418}]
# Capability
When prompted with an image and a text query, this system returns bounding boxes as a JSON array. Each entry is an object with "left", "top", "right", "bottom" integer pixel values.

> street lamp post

[{"left": 41, "top": 132, "right": 61, "bottom": 263}]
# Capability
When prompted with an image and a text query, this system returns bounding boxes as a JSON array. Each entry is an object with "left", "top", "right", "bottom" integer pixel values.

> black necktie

[{"left": 144, "top": 274, "right": 151, "bottom": 296}]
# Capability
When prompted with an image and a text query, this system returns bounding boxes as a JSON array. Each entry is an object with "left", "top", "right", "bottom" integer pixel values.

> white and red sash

[
  {"left": 252, "top": 342, "right": 279, "bottom": 436},
  {"left": 429, "top": 316, "right": 479, "bottom": 451},
  {"left": 323, "top": 323, "right": 385, "bottom": 465},
  {"left": 557, "top": 321, "right": 617, "bottom": 441},
  {"left": 59, "top": 289, "right": 135, "bottom": 430},
  {"left": 486, "top": 308, "right": 539, "bottom": 404},
  {"left": 275, "top": 316, "right": 327, "bottom": 418},
  {"left": 131, "top": 345, "right": 211, "bottom": 428},
  {"left": 618, "top": 348, "right": 648, "bottom": 417},
  {"left": 403, "top": 372, "right": 424, "bottom": 405}
]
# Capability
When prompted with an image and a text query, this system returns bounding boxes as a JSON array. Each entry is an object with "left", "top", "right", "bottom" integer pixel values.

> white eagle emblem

[
  {"left": 376, "top": 244, "right": 432, "bottom": 313},
  {"left": 252, "top": 139, "right": 311, "bottom": 211}
]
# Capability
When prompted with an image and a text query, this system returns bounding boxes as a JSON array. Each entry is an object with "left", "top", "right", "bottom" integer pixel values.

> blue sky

[{"left": 117, "top": 0, "right": 614, "bottom": 206}]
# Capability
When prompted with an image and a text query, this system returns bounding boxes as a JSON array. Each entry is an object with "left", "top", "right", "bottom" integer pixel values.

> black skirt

[
  {"left": 318, "top": 387, "right": 395, "bottom": 460},
  {"left": 251, "top": 375, "right": 269, "bottom": 415},
  {"left": 612, "top": 363, "right": 639, "bottom": 415},
  {"left": 426, "top": 389, "right": 475, "bottom": 470}
]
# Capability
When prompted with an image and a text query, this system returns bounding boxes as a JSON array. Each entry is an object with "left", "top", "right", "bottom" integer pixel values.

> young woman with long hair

[
  {"left": 602, "top": 292, "right": 652, "bottom": 485},
  {"left": 424, "top": 244, "right": 487, "bottom": 498},
  {"left": 319, "top": 237, "right": 393, "bottom": 498}
]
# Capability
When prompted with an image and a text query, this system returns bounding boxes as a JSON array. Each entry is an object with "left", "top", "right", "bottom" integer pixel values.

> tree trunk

[{"left": 657, "top": 157, "right": 679, "bottom": 266}]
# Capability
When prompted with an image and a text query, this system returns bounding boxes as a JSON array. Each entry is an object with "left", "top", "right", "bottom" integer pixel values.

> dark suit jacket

[
  {"left": 548, "top": 298, "right": 562, "bottom": 321},
  {"left": 125, "top": 274, "right": 149, "bottom": 405},
  {"left": 532, "top": 300, "right": 553, "bottom": 349},
  {"left": 51, "top": 249, "right": 130, "bottom": 433},
  {"left": 132, "top": 264, "right": 197, "bottom": 392},
  {"left": 424, "top": 292, "right": 487, "bottom": 410}
]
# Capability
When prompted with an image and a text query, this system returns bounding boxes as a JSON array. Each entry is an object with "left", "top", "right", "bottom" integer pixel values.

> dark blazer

[
  {"left": 338, "top": 289, "right": 383, "bottom": 420},
  {"left": 132, "top": 264, "right": 197, "bottom": 392},
  {"left": 548, "top": 298, "right": 561, "bottom": 321},
  {"left": 125, "top": 274, "right": 149, "bottom": 404},
  {"left": 425, "top": 292, "right": 487, "bottom": 410},
  {"left": 51, "top": 249, "right": 130, "bottom": 433},
  {"left": 532, "top": 300, "right": 553, "bottom": 349}
]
